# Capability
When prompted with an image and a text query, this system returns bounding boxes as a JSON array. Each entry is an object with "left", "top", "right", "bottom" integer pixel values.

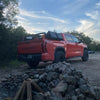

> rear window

[
  {"left": 46, "top": 31, "right": 57, "bottom": 39},
  {"left": 24, "top": 33, "right": 45, "bottom": 41},
  {"left": 45, "top": 31, "right": 63, "bottom": 40}
]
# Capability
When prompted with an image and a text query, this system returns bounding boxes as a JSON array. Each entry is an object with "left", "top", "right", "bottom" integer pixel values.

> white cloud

[
  {"left": 16, "top": 15, "right": 27, "bottom": 21},
  {"left": 85, "top": 11, "right": 99, "bottom": 19},
  {"left": 76, "top": 19, "right": 100, "bottom": 41},
  {"left": 76, "top": 4, "right": 100, "bottom": 41},
  {"left": 76, "top": 20, "right": 94, "bottom": 34},
  {"left": 19, "top": 9, "right": 66, "bottom": 23},
  {"left": 37, "top": 22, "right": 48, "bottom": 25},
  {"left": 96, "top": 2, "right": 100, "bottom": 6},
  {"left": 48, "top": 23, "right": 72, "bottom": 33},
  {"left": 17, "top": 20, "right": 47, "bottom": 33},
  {"left": 16, "top": 9, "right": 68, "bottom": 34},
  {"left": 38, "top": 10, "right": 48, "bottom": 14},
  {"left": 63, "top": 0, "right": 90, "bottom": 15}
]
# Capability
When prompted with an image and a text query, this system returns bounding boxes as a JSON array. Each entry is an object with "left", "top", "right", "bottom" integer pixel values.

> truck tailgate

[{"left": 18, "top": 39, "right": 43, "bottom": 54}]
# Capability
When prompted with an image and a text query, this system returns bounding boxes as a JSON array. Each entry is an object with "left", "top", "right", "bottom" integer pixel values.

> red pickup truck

[{"left": 17, "top": 31, "right": 88, "bottom": 68}]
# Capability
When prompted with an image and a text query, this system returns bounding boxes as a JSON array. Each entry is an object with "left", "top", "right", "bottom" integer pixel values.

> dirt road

[
  {"left": 67, "top": 52, "right": 100, "bottom": 87},
  {"left": 0, "top": 52, "right": 100, "bottom": 87}
]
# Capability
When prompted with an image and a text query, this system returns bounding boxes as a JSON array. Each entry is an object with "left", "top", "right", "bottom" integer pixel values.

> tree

[
  {"left": 0, "top": 0, "right": 18, "bottom": 28},
  {"left": 70, "top": 31, "right": 100, "bottom": 51},
  {"left": 0, "top": 0, "right": 19, "bottom": 65},
  {"left": 7, "top": 26, "right": 27, "bottom": 60}
]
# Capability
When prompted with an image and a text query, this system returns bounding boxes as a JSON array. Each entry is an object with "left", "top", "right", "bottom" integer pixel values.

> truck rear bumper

[
  {"left": 42, "top": 53, "right": 53, "bottom": 61},
  {"left": 18, "top": 53, "right": 53, "bottom": 62},
  {"left": 18, "top": 53, "right": 41, "bottom": 62}
]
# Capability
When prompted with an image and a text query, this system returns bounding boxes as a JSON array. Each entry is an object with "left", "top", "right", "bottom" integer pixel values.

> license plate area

[{"left": 27, "top": 55, "right": 32, "bottom": 59}]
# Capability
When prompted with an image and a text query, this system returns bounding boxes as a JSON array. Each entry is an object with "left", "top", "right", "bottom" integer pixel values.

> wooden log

[
  {"left": 20, "top": 81, "right": 26, "bottom": 100},
  {"left": 27, "top": 80, "right": 32, "bottom": 100},
  {"left": 14, "top": 81, "right": 26, "bottom": 100},
  {"left": 31, "top": 79, "right": 44, "bottom": 93},
  {"left": 4, "top": 97, "right": 11, "bottom": 100}
]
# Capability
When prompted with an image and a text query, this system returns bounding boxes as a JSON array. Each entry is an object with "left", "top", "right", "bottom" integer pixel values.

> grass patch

[
  {"left": 0, "top": 59, "right": 25, "bottom": 69},
  {"left": 8, "top": 59, "right": 25, "bottom": 67}
]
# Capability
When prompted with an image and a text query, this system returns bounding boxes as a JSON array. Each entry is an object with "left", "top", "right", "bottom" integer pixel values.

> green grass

[
  {"left": 0, "top": 59, "right": 25, "bottom": 69},
  {"left": 8, "top": 59, "right": 25, "bottom": 67}
]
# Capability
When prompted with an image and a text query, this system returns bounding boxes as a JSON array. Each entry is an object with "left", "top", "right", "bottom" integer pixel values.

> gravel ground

[
  {"left": 67, "top": 52, "right": 100, "bottom": 87},
  {"left": 0, "top": 62, "right": 99, "bottom": 100},
  {"left": 0, "top": 52, "right": 100, "bottom": 87}
]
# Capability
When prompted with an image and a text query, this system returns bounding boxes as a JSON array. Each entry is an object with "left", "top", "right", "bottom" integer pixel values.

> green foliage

[
  {"left": 0, "top": 0, "right": 27, "bottom": 66},
  {"left": 0, "top": 59, "right": 25, "bottom": 69},
  {"left": 0, "top": 26, "right": 27, "bottom": 65},
  {"left": 9, "top": 26, "right": 27, "bottom": 59},
  {"left": 0, "top": 0, "right": 18, "bottom": 27},
  {"left": 8, "top": 59, "right": 25, "bottom": 67}
]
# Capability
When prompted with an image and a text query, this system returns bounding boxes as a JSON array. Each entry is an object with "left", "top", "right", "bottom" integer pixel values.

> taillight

[
  {"left": 44, "top": 42, "right": 47, "bottom": 52},
  {"left": 41, "top": 41, "right": 47, "bottom": 53}
]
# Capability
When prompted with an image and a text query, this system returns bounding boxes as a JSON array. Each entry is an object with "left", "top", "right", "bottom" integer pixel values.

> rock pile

[{"left": 0, "top": 62, "right": 100, "bottom": 100}]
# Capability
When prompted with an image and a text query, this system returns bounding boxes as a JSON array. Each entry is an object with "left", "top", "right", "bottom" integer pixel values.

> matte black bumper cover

[{"left": 18, "top": 53, "right": 41, "bottom": 62}]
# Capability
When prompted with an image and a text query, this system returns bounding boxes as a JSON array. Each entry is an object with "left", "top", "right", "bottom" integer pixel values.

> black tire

[
  {"left": 82, "top": 49, "right": 89, "bottom": 61},
  {"left": 27, "top": 61, "right": 39, "bottom": 68},
  {"left": 54, "top": 51, "right": 65, "bottom": 63}
]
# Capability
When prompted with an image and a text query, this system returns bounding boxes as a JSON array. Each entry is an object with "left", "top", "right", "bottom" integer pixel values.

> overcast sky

[{"left": 17, "top": 0, "right": 100, "bottom": 41}]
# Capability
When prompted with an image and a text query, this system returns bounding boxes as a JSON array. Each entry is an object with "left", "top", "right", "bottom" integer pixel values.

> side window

[
  {"left": 65, "top": 34, "right": 74, "bottom": 42},
  {"left": 57, "top": 33, "right": 63, "bottom": 40},
  {"left": 71, "top": 36, "right": 79, "bottom": 43}
]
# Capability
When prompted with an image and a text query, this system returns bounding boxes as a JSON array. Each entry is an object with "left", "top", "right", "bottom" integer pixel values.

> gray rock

[
  {"left": 52, "top": 81, "right": 67, "bottom": 93},
  {"left": 67, "top": 85, "right": 75, "bottom": 93},
  {"left": 77, "top": 94, "right": 84, "bottom": 100},
  {"left": 64, "top": 94, "right": 71, "bottom": 100},
  {"left": 48, "top": 81, "right": 55, "bottom": 88},
  {"left": 87, "top": 87, "right": 96, "bottom": 99},
  {"left": 64, "top": 76, "right": 77, "bottom": 85},
  {"left": 71, "top": 95, "right": 77, "bottom": 100},
  {"left": 0, "top": 62, "right": 99, "bottom": 100},
  {"left": 46, "top": 64, "right": 55, "bottom": 72},
  {"left": 34, "top": 74, "right": 39, "bottom": 78},
  {"left": 58, "top": 64, "right": 67, "bottom": 73},
  {"left": 39, "top": 72, "right": 47, "bottom": 82},
  {"left": 94, "top": 86, "right": 100, "bottom": 100},
  {"left": 47, "top": 72, "right": 58, "bottom": 81},
  {"left": 79, "top": 84, "right": 90, "bottom": 94},
  {"left": 75, "top": 88, "right": 81, "bottom": 95},
  {"left": 50, "top": 95, "right": 63, "bottom": 100},
  {"left": 85, "top": 97, "right": 94, "bottom": 100},
  {"left": 34, "top": 93, "right": 45, "bottom": 100},
  {"left": 78, "top": 78, "right": 87, "bottom": 85}
]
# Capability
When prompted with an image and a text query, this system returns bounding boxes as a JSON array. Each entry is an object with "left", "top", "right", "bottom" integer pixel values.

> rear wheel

[
  {"left": 54, "top": 51, "right": 65, "bottom": 63},
  {"left": 82, "top": 49, "right": 88, "bottom": 61},
  {"left": 27, "top": 61, "right": 39, "bottom": 68}
]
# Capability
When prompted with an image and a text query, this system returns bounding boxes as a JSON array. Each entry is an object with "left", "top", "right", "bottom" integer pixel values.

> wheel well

[
  {"left": 83, "top": 48, "right": 88, "bottom": 55},
  {"left": 54, "top": 47, "right": 65, "bottom": 56}
]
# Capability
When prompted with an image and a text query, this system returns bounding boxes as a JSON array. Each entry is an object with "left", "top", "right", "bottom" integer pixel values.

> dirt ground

[
  {"left": 67, "top": 52, "right": 100, "bottom": 87},
  {"left": 0, "top": 52, "right": 100, "bottom": 87}
]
